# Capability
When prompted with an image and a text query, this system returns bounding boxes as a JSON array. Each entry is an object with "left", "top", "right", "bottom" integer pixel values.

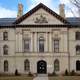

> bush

[
  {"left": 28, "top": 72, "right": 33, "bottom": 77},
  {"left": 48, "top": 72, "right": 57, "bottom": 76},
  {"left": 70, "top": 70, "right": 76, "bottom": 76},
  {"left": 64, "top": 69, "right": 69, "bottom": 76},
  {"left": 15, "top": 69, "right": 19, "bottom": 76}
]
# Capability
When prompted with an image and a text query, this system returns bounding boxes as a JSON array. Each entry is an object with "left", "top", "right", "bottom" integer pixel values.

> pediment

[{"left": 14, "top": 3, "right": 69, "bottom": 25}]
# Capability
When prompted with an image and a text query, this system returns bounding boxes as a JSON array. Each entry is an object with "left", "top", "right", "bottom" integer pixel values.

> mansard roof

[{"left": 13, "top": 3, "right": 69, "bottom": 24}]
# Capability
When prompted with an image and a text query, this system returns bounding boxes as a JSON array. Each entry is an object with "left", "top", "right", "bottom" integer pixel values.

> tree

[
  {"left": 70, "top": 0, "right": 80, "bottom": 16},
  {"left": 70, "top": 0, "right": 80, "bottom": 8}
]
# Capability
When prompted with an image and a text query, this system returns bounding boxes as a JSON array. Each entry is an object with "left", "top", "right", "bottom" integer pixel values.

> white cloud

[{"left": 0, "top": 6, "right": 17, "bottom": 18}]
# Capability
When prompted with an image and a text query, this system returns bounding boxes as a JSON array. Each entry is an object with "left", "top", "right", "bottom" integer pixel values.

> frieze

[{"left": 34, "top": 14, "right": 48, "bottom": 23}]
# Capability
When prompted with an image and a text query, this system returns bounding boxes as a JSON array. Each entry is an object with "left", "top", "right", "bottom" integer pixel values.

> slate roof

[{"left": 0, "top": 18, "right": 16, "bottom": 26}]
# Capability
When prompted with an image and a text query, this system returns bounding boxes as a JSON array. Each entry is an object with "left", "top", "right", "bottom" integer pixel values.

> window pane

[
  {"left": 3, "top": 45, "right": 8, "bottom": 55},
  {"left": 54, "top": 59, "right": 59, "bottom": 71},
  {"left": 24, "top": 60, "right": 30, "bottom": 71},
  {"left": 4, "top": 60, "right": 8, "bottom": 72},
  {"left": 39, "top": 38, "right": 44, "bottom": 52},
  {"left": 3, "top": 32, "right": 8, "bottom": 40},
  {"left": 76, "top": 45, "right": 80, "bottom": 54},
  {"left": 54, "top": 40, "right": 59, "bottom": 53},
  {"left": 24, "top": 39, "right": 30, "bottom": 52},
  {"left": 76, "top": 32, "right": 80, "bottom": 40}
]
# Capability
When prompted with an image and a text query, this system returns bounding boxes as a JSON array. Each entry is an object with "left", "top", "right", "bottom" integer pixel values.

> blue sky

[{"left": 0, "top": 0, "right": 79, "bottom": 18}]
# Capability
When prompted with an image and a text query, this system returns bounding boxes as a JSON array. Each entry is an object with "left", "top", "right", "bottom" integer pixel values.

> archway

[{"left": 37, "top": 60, "right": 47, "bottom": 74}]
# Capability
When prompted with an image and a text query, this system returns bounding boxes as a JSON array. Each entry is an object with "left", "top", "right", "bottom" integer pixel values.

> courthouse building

[{"left": 0, "top": 3, "right": 80, "bottom": 74}]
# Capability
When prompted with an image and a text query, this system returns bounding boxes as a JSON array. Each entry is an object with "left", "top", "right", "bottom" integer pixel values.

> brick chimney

[
  {"left": 59, "top": 4, "right": 65, "bottom": 18},
  {"left": 17, "top": 3, "right": 23, "bottom": 18}
]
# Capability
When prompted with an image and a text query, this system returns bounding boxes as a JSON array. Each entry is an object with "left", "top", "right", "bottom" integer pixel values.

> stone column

[
  {"left": 16, "top": 29, "right": 22, "bottom": 52},
  {"left": 34, "top": 32, "right": 37, "bottom": 52},
  {"left": 45, "top": 32, "right": 48, "bottom": 52},
  {"left": 49, "top": 32, "right": 52, "bottom": 52}
]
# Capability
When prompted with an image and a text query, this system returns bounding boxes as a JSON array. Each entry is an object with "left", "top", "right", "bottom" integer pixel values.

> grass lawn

[
  {"left": 0, "top": 76, "right": 33, "bottom": 80},
  {"left": 49, "top": 76, "right": 80, "bottom": 80},
  {"left": 1, "top": 76, "right": 80, "bottom": 80}
]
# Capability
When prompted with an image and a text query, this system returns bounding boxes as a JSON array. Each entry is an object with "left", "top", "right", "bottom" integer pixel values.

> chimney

[
  {"left": 59, "top": 4, "right": 65, "bottom": 18},
  {"left": 17, "top": 3, "right": 23, "bottom": 18}
]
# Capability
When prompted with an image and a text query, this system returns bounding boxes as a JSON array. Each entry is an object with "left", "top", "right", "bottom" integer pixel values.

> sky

[{"left": 0, "top": 0, "right": 79, "bottom": 18}]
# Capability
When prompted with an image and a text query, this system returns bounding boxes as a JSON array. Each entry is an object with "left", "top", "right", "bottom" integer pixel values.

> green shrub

[
  {"left": 70, "top": 70, "right": 76, "bottom": 76},
  {"left": 64, "top": 69, "right": 69, "bottom": 76}
]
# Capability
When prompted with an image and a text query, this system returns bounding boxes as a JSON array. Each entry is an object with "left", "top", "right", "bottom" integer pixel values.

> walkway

[{"left": 33, "top": 74, "right": 48, "bottom": 80}]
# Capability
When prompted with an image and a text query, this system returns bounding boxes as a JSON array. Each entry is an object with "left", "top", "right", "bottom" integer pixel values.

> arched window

[
  {"left": 76, "top": 45, "right": 80, "bottom": 54},
  {"left": 54, "top": 59, "right": 59, "bottom": 71},
  {"left": 76, "top": 60, "right": 80, "bottom": 71},
  {"left": 4, "top": 60, "right": 8, "bottom": 72},
  {"left": 3, "top": 32, "right": 8, "bottom": 40},
  {"left": 3, "top": 45, "right": 8, "bottom": 55},
  {"left": 24, "top": 59, "right": 30, "bottom": 71},
  {"left": 38, "top": 37, "right": 44, "bottom": 52}
]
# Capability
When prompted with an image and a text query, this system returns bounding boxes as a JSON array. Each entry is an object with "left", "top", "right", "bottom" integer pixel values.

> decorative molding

[{"left": 35, "top": 14, "right": 48, "bottom": 23}]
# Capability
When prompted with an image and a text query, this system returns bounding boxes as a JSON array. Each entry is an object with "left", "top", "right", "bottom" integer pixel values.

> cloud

[{"left": 0, "top": 6, "right": 17, "bottom": 18}]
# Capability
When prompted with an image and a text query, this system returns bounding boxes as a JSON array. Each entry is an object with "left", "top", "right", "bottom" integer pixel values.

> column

[
  {"left": 34, "top": 32, "right": 37, "bottom": 52},
  {"left": 49, "top": 32, "right": 52, "bottom": 52}
]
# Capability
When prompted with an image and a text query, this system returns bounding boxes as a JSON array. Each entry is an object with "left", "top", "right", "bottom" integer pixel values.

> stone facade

[{"left": 0, "top": 3, "right": 80, "bottom": 74}]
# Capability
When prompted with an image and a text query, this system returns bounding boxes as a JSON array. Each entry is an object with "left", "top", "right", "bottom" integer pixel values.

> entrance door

[{"left": 37, "top": 60, "right": 47, "bottom": 74}]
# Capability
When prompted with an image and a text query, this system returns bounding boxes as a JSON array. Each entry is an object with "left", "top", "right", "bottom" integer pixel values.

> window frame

[
  {"left": 38, "top": 37, "right": 44, "bottom": 53},
  {"left": 3, "top": 32, "right": 8, "bottom": 41},
  {"left": 54, "top": 59, "right": 60, "bottom": 71},
  {"left": 24, "top": 39, "right": 30, "bottom": 52},
  {"left": 3, "top": 45, "right": 8, "bottom": 55},
  {"left": 24, "top": 59, "right": 30, "bottom": 71},
  {"left": 76, "top": 32, "right": 80, "bottom": 40},
  {"left": 4, "top": 60, "right": 8, "bottom": 72},
  {"left": 53, "top": 39, "right": 59, "bottom": 53}
]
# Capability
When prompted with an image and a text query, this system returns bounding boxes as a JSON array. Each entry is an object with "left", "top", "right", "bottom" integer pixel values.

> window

[
  {"left": 76, "top": 32, "right": 80, "bottom": 40},
  {"left": 24, "top": 59, "right": 30, "bottom": 71},
  {"left": 3, "top": 32, "right": 8, "bottom": 40},
  {"left": 4, "top": 60, "right": 8, "bottom": 72},
  {"left": 76, "top": 60, "right": 80, "bottom": 71},
  {"left": 3, "top": 45, "right": 8, "bottom": 55},
  {"left": 54, "top": 59, "right": 59, "bottom": 71},
  {"left": 24, "top": 39, "right": 30, "bottom": 52},
  {"left": 76, "top": 45, "right": 80, "bottom": 54},
  {"left": 54, "top": 39, "right": 59, "bottom": 53},
  {"left": 39, "top": 37, "right": 44, "bottom": 52}
]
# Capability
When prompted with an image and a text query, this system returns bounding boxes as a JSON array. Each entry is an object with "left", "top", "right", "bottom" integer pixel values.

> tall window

[
  {"left": 39, "top": 37, "right": 44, "bottom": 52},
  {"left": 24, "top": 39, "right": 30, "bottom": 52},
  {"left": 3, "top": 32, "right": 8, "bottom": 40},
  {"left": 76, "top": 60, "right": 80, "bottom": 71},
  {"left": 76, "top": 32, "right": 80, "bottom": 40},
  {"left": 76, "top": 45, "right": 80, "bottom": 54},
  {"left": 54, "top": 59, "right": 59, "bottom": 71},
  {"left": 24, "top": 59, "right": 30, "bottom": 71},
  {"left": 3, "top": 45, "right": 8, "bottom": 55},
  {"left": 4, "top": 60, "right": 8, "bottom": 72},
  {"left": 54, "top": 39, "right": 59, "bottom": 53}
]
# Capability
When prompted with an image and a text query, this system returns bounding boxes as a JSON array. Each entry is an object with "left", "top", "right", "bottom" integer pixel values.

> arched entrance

[{"left": 37, "top": 60, "right": 47, "bottom": 74}]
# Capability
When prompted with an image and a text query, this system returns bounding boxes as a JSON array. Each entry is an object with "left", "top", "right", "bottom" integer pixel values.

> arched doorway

[
  {"left": 76, "top": 60, "right": 80, "bottom": 71},
  {"left": 37, "top": 60, "right": 47, "bottom": 74}
]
